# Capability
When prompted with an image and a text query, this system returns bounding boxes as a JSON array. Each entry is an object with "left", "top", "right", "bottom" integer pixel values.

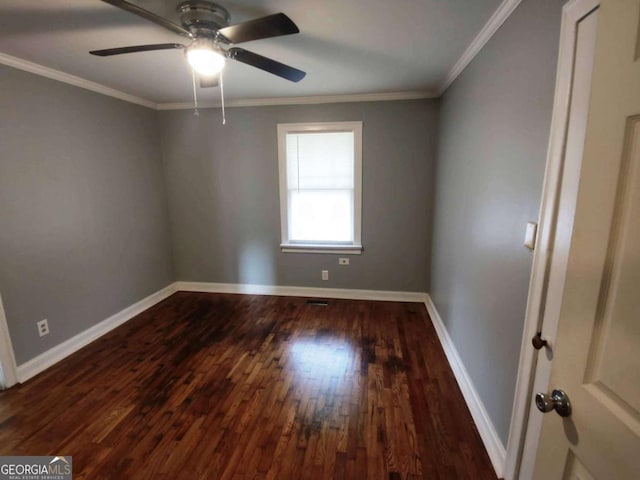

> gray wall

[
  {"left": 0, "top": 65, "right": 174, "bottom": 365},
  {"left": 159, "top": 100, "right": 438, "bottom": 292},
  {"left": 430, "top": 0, "right": 563, "bottom": 444}
]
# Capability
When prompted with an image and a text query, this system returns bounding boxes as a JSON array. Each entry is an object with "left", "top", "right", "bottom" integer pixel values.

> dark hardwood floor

[{"left": 0, "top": 292, "right": 497, "bottom": 479}]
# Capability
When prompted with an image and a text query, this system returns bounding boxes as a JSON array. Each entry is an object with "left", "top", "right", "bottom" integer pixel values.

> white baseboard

[
  {"left": 177, "top": 281, "right": 506, "bottom": 477},
  {"left": 13, "top": 282, "right": 423, "bottom": 384},
  {"left": 175, "top": 281, "right": 428, "bottom": 303},
  {"left": 16, "top": 283, "right": 178, "bottom": 383},
  {"left": 10, "top": 281, "right": 505, "bottom": 480},
  {"left": 424, "top": 294, "right": 506, "bottom": 478}
]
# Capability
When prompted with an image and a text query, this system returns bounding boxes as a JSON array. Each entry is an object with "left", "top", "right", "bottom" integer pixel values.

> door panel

[
  {"left": 585, "top": 117, "right": 640, "bottom": 415},
  {"left": 565, "top": 117, "right": 640, "bottom": 475},
  {"left": 564, "top": 452, "right": 596, "bottom": 480}
]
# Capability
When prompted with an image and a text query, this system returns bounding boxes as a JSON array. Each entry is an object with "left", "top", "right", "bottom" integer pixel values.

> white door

[{"left": 532, "top": 0, "right": 640, "bottom": 478}]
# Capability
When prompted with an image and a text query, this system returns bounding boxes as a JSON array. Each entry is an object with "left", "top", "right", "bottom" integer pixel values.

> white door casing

[
  {"left": 531, "top": 0, "right": 640, "bottom": 478},
  {"left": 504, "top": 1, "right": 599, "bottom": 478},
  {"left": 0, "top": 291, "right": 18, "bottom": 389}
]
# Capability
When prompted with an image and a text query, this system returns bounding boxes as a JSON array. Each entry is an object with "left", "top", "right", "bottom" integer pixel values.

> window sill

[{"left": 280, "top": 244, "right": 363, "bottom": 255}]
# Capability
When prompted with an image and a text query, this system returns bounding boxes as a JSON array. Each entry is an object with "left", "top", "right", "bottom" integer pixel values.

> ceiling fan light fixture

[{"left": 186, "top": 42, "right": 225, "bottom": 76}]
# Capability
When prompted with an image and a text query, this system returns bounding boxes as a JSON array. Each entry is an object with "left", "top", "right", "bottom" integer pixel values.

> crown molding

[
  {"left": 0, "top": 51, "right": 157, "bottom": 109},
  {"left": 0, "top": 51, "right": 435, "bottom": 110},
  {"left": 156, "top": 90, "right": 437, "bottom": 110},
  {"left": 437, "top": 0, "right": 523, "bottom": 96}
]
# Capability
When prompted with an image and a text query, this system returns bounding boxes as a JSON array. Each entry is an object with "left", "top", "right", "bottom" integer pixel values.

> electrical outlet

[
  {"left": 37, "top": 319, "right": 49, "bottom": 337},
  {"left": 339, "top": 258, "right": 349, "bottom": 265},
  {"left": 322, "top": 270, "right": 329, "bottom": 281}
]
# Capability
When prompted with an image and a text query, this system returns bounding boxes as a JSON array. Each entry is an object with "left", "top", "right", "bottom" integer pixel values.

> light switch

[{"left": 524, "top": 222, "right": 538, "bottom": 250}]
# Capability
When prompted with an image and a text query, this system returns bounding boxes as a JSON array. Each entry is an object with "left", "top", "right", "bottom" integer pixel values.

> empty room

[{"left": 0, "top": 0, "right": 638, "bottom": 479}]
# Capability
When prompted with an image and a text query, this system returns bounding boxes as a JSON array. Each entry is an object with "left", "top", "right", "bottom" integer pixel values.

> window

[{"left": 277, "top": 121, "right": 363, "bottom": 254}]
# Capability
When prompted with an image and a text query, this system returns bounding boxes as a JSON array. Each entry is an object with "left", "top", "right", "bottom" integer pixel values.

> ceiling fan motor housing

[{"left": 178, "top": 0, "right": 230, "bottom": 37}]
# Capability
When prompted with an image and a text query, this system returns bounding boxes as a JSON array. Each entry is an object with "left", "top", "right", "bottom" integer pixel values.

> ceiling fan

[{"left": 90, "top": 0, "right": 306, "bottom": 88}]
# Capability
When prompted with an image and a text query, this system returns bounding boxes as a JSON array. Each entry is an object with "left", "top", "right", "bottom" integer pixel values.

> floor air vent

[{"left": 306, "top": 299, "right": 329, "bottom": 306}]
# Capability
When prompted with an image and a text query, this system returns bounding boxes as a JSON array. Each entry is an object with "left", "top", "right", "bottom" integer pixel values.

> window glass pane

[{"left": 289, "top": 189, "right": 353, "bottom": 242}]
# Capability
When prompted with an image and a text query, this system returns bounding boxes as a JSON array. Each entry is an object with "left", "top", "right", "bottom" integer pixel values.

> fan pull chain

[
  {"left": 220, "top": 69, "right": 226, "bottom": 125},
  {"left": 191, "top": 69, "right": 199, "bottom": 117}
]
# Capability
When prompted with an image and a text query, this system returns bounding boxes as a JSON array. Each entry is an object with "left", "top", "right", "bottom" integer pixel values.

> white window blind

[
  {"left": 277, "top": 121, "right": 362, "bottom": 254},
  {"left": 286, "top": 131, "right": 354, "bottom": 243}
]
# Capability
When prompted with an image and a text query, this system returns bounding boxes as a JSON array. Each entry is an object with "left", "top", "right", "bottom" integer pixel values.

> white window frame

[{"left": 277, "top": 121, "right": 363, "bottom": 254}]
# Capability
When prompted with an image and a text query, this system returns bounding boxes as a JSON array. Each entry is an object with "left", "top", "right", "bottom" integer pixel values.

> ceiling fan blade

[
  {"left": 90, "top": 43, "right": 185, "bottom": 57},
  {"left": 101, "top": 0, "right": 192, "bottom": 38},
  {"left": 217, "top": 13, "right": 299, "bottom": 44},
  {"left": 199, "top": 74, "right": 219, "bottom": 88},
  {"left": 227, "top": 48, "right": 306, "bottom": 82}
]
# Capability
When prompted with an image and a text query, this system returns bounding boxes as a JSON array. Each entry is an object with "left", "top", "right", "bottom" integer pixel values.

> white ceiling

[{"left": 0, "top": 0, "right": 504, "bottom": 106}]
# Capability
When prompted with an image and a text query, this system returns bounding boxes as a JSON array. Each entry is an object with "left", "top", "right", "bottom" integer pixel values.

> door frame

[
  {"left": 0, "top": 291, "right": 18, "bottom": 389},
  {"left": 502, "top": 0, "right": 600, "bottom": 478}
]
